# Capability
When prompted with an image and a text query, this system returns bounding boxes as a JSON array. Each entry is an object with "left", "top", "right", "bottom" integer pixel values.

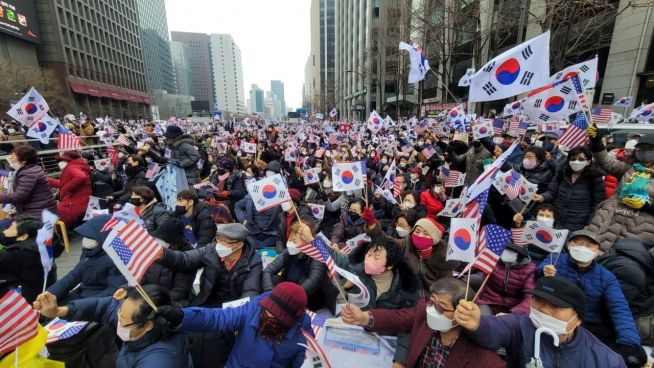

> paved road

[{"left": 55, "top": 233, "right": 83, "bottom": 280}]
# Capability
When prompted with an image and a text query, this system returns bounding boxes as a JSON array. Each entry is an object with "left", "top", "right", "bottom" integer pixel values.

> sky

[{"left": 164, "top": 0, "right": 310, "bottom": 110}]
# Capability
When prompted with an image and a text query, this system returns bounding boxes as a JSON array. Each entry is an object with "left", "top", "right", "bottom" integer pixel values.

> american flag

[
  {"left": 393, "top": 176, "right": 402, "bottom": 198},
  {"left": 105, "top": 219, "right": 163, "bottom": 283},
  {"left": 441, "top": 167, "right": 463, "bottom": 187},
  {"left": 301, "top": 329, "right": 332, "bottom": 368},
  {"left": 107, "top": 146, "right": 118, "bottom": 164},
  {"left": 0, "top": 290, "right": 39, "bottom": 354},
  {"left": 421, "top": 144, "right": 437, "bottom": 159},
  {"left": 569, "top": 73, "right": 588, "bottom": 109},
  {"left": 503, "top": 171, "right": 525, "bottom": 200},
  {"left": 58, "top": 132, "right": 81, "bottom": 150},
  {"left": 508, "top": 119, "right": 528, "bottom": 136},
  {"left": 0, "top": 169, "right": 9, "bottom": 188},
  {"left": 472, "top": 224, "right": 512, "bottom": 274},
  {"left": 305, "top": 310, "right": 328, "bottom": 337},
  {"left": 511, "top": 227, "right": 528, "bottom": 246},
  {"left": 298, "top": 236, "right": 336, "bottom": 278},
  {"left": 45, "top": 319, "right": 89, "bottom": 344},
  {"left": 559, "top": 112, "right": 589, "bottom": 149},
  {"left": 145, "top": 163, "right": 160, "bottom": 179},
  {"left": 413, "top": 119, "right": 429, "bottom": 134},
  {"left": 401, "top": 144, "right": 414, "bottom": 154},
  {"left": 493, "top": 119, "right": 506, "bottom": 136},
  {"left": 359, "top": 160, "right": 367, "bottom": 181},
  {"left": 116, "top": 134, "right": 132, "bottom": 146},
  {"left": 463, "top": 189, "right": 489, "bottom": 219},
  {"left": 591, "top": 107, "right": 612, "bottom": 125}
]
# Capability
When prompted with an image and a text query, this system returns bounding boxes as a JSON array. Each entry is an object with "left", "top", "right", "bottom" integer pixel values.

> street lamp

[{"left": 346, "top": 70, "right": 383, "bottom": 116}]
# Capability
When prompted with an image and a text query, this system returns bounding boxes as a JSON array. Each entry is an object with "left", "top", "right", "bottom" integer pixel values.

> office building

[
  {"left": 171, "top": 31, "right": 214, "bottom": 113},
  {"left": 309, "top": 0, "right": 335, "bottom": 114},
  {"left": 270, "top": 80, "right": 286, "bottom": 116},
  {"left": 249, "top": 84, "right": 264, "bottom": 114},
  {"left": 170, "top": 40, "right": 193, "bottom": 96},
  {"left": 136, "top": 0, "right": 176, "bottom": 94},
  {"left": 209, "top": 34, "right": 246, "bottom": 114}
]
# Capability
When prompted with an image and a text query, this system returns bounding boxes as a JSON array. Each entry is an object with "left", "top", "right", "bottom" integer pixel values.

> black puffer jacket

[
  {"left": 541, "top": 166, "right": 606, "bottom": 231},
  {"left": 519, "top": 161, "right": 555, "bottom": 193},
  {"left": 140, "top": 201, "right": 170, "bottom": 233},
  {"left": 598, "top": 238, "right": 654, "bottom": 317},
  {"left": 141, "top": 255, "right": 195, "bottom": 307},
  {"left": 182, "top": 202, "right": 217, "bottom": 247},
  {"left": 160, "top": 243, "right": 262, "bottom": 307},
  {"left": 261, "top": 251, "right": 326, "bottom": 295},
  {"left": 112, "top": 168, "right": 149, "bottom": 204},
  {"left": 0, "top": 239, "right": 60, "bottom": 303},
  {"left": 169, "top": 135, "right": 200, "bottom": 184}
]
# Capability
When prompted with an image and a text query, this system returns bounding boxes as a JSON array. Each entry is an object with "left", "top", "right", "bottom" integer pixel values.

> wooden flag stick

[
  {"left": 472, "top": 273, "right": 492, "bottom": 303},
  {"left": 135, "top": 283, "right": 158, "bottom": 312},
  {"left": 464, "top": 272, "right": 472, "bottom": 301}
]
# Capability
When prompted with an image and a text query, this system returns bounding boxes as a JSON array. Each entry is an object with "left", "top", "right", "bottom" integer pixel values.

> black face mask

[
  {"left": 174, "top": 205, "right": 188, "bottom": 216},
  {"left": 216, "top": 168, "right": 227, "bottom": 175},
  {"left": 125, "top": 165, "right": 141, "bottom": 176},
  {"left": 451, "top": 142, "right": 469, "bottom": 155},
  {"left": 129, "top": 197, "right": 142, "bottom": 206},
  {"left": 349, "top": 212, "right": 361, "bottom": 222}
]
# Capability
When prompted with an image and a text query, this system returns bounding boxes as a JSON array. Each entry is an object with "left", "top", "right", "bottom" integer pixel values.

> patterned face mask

[{"left": 258, "top": 309, "right": 287, "bottom": 341}]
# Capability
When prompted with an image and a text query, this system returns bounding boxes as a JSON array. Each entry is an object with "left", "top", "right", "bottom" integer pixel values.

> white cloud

[{"left": 164, "top": 0, "right": 310, "bottom": 110}]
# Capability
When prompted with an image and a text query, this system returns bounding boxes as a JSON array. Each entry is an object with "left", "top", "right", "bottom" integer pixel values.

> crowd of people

[{"left": 1, "top": 113, "right": 654, "bottom": 368}]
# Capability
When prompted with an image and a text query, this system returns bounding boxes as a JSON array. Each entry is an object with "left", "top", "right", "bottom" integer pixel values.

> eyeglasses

[{"left": 426, "top": 299, "right": 455, "bottom": 313}]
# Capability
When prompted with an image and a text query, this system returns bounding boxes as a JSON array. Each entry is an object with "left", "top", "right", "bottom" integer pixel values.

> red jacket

[
  {"left": 48, "top": 158, "right": 92, "bottom": 227},
  {"left": 368, "top": 299, "right": 504, "bottom": 368},
  {"left": 475, "top": 259, "right": 536, "bottom": 315},
  {"left": 419, "top": 190, "right": 444, "bottom": 220}
]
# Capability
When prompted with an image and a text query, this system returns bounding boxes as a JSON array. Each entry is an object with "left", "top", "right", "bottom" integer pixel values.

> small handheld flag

[{"left": 246, "top": 174, "right": 290, "bottom": 212}]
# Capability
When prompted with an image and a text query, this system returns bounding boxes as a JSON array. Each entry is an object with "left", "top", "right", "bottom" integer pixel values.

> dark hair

[
  {"left": 535, "top": 203, "right": 557, "bottom": 220},
  {"left": 245, "top": 164, "right": 260, "bottom": 178},
  {"left": 127, "top": 154, "right": 145, "bottom": 167},
  {"left": 176, "top": 189, "right": 198, "bottom": 204},
  {"left": 525, "top": 146, "right": 546, "bottom": 163},
  {"left": 127, "top": 284, "right": 171, "bottom": 340},
  {"left": 349, "top": 198, "right": 365, "bottom": 210},
  {"left": 12, "top": 146, "right": 38, "bottom": 165},
  {"left": 567, "top": 146, "right": 592, "bottom": 164},
  {"left": 289, "top": 217, "right": 316, "bottom": 236},
  {"left": 429, "top": 278, "right": 467, "bottom": 309},
  {"left": 350, "top": 238, "right": 401, "bottom": 268},
  {"left": 395, "top": 209, "right": 420, "bottom": 228},
  {"left": 132, "top": 186, "right": 155, "bottom": 202},
  {"left": 14, "top": 214, "right": 42, "bottom": 238}
]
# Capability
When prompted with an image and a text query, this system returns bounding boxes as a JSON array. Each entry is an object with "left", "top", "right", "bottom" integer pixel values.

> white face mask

[
  {"left": 8, "top": 128, "right": 15, "bottom": 134},
  {"left": 281, "top": 201, "right": 292, "bottom": 212},
  {"left": 529, "top": 307, "right": 575, "bottom": 335},
  {"left": 8, "top": 160, "right": 21, "bottom": 170},
  {"left": 569, "top": 245, "right": 597, "bottom": 264},
  {"left": 116, "top": 321, "right": 146, "bottom": 342},
  {"left": 286, "top": 241, "right": 301, "bottom": 255},
  {"left": 214, "top": 241, "right": 235, "bottom": 257},
  {"left": 265, "top": 170, "right": 275, "bottom": 177},
  {"left": 536, "top": 216, "right": 554, "bottom": 227},
  {"left": 500, "top": 249, "right": 518, "bottom": 264},
  {"left": 426, "top": 305, "right": 455, "bottom": 332},
  {"left": 381, "top": 159, "right": 388, "bottom": 164},
  {"left": 323, "top": 179, "right": 332, "bottom": 188},
  {"left": 569, "top": 160, "right": 587, "bottom": 172},
  {"left": 81, "top": 237, "right": 99, "bottom": 249},
  {"left": 58, "top": 161, "right": 68, "bottom": 170},
  {"left": 403, "top": 201, "right": 416, "bottom": 209},
  {"left": 410, "top": 173, "right": 419, "bottom": 180},
  {"left": 396, "top": 227, "right": 410, "bottom": 238}
]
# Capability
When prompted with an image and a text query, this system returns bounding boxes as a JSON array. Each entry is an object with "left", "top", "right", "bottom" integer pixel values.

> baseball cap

[
  {"left": 568, "top": 230, "right": 600, "bottom": 246},
  {"left": 502, "top": 130, "right": 519, "bottom": 139},
  {"left": 526, "top": 277, "right": 587, "bottom": 320}
]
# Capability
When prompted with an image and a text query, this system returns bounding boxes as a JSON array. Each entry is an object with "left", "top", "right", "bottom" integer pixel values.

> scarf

[
  {"left": 258, "top": 309, "right": 287, "bottom": 341},
  {"left": 619, "top": 163, "right": 654, "bottom": 202}
]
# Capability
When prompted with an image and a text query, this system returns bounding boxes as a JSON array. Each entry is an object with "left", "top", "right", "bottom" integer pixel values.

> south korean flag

[
  {"left": 246, "top": 174, "right": 290, "bottom": 212},
  {"left": 522, "top": 77, "right": 583, "bottom": 123},
  {"left": 469, "top": 31, "right": 550, "bottom": 102},
  {"left": 549, "top": 57, "right": 598, "bottom": 89},
  {"left": 26, "top": 115, "right": 60, "bottom": 144},
  {"left": 332, "top": 162, "right": 365, "bottom": 192}
]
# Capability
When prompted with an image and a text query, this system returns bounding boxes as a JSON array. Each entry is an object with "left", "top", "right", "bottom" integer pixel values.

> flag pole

[
  {"left": 472, "top": 273, "right": 492, "bottom": 303},
  {"left": 135, "top": 283, "right": 158, "bottom": 312}
]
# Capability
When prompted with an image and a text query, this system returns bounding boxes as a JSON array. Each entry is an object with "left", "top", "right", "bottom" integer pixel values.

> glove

[
  {"left": 156, "top": 305, "right": 184, "bottom": 329},
  {"left": 586, "top": 123, "right": 605, "bottom": 153},
  {"left": 622, "top": 197, "right": 646, "bottom": 210},
  {"left": 217, "top": 191, "right": 229, "bottom": 198},
  {"left": 614, "top": 344, "right": 647, "bottom": 368},
  {"left": 586, "top": 124, "right": 598, "bottom": 138},
  {"left": 361, "top": 207, "right": 376, "bottom": 227}
]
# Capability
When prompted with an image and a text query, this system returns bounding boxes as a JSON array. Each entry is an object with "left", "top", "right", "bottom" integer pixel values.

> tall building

[
  {"left": 34, "top": 0, "right": 151, "bottom": 117},
  {"left": 310, "top": 0, "right": 335, "bottom": 114},
  {"left": 170, "top": 41, "right": 193, "bottom": 96},
  {"left": 249, "top": 84, "right": 264, "bottom": 114},
  {"left": 209, "top": 34, "right": 246, "bottom": 114},
  {"left": 270, "top": 80, "right": 286, "bottom": 116},
  {"left": 170, "top": 31, "right": 214, "bottom": 113},
  {"left": 136, "top": 0, "right": 175, "bottom": 94},
  {"left": 303, "top": 56, "right": 312, "bottom": 109}
]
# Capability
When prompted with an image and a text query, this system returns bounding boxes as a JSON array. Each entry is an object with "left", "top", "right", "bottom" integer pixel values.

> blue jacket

[
  {"left": 66, "top": 296, "right": 192, "bottom": 368},
  {"left": 537, "top": 253, "right": 641, "bottom": 345},
  {"left": 180, "top": 293, "right": 311, "bottom": 368},
  {"left": 467, "top": 313, "right": 626, "bottom": 368},
  {"left": 48, "top": 247, "right": 126, "bottom": 301}
]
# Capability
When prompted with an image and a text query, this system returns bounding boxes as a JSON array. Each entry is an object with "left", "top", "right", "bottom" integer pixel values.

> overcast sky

[{"left": 164, "top": 0, "right": 310, "bottom": 110}]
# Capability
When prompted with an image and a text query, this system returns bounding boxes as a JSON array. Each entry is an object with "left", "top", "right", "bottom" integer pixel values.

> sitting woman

[
  {"left": 130, "top": 186, "right": 170, "bottom": 233},
  {"left": 330, "top": 198, "right": 366, "bottom": 248},
  {"left": 474, "top": 243, "right": 536, "bottom": 315},
  {"left": 327, "top": 238, "right": 419, "bottom": 367},
  {"left": 262, "top": 218, "right": 327, "bottom": 311},
  {"left": 386, "top": 209, "right": 419, "bottom": 240}
]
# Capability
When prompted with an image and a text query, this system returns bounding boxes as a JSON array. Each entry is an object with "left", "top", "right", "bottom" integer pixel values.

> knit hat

[
  {"left": 288, "top": 188, "right": 302, "bottom": 203},
  {"left": 259, "top": 282, "right": 307, "bottom": 327},
  {"left": 413, "top": 218, "right": 445, "bottom": 245},
  {"left": 164, "top": 125, "right": 183, "bottom": 139}
]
